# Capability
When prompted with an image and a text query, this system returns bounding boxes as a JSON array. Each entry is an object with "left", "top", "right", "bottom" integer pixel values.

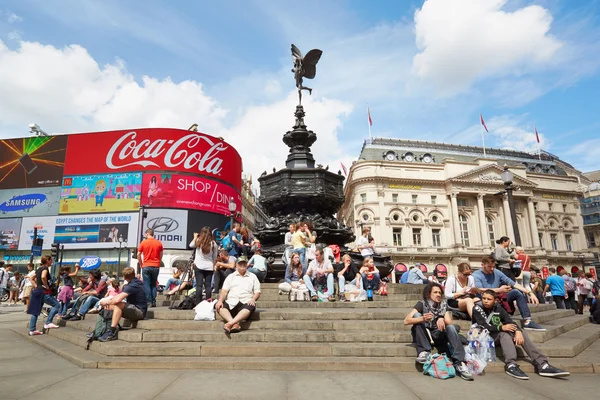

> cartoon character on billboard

[
  {"left": 94, "top": 179, "right": 107, "bottom": 207},
  {"left": 147, "top": 176, "right": 161, "bottom": 205}
]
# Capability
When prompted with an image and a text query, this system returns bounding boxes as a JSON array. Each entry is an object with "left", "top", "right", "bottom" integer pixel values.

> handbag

[{"left": 422, "top": 353, "right": 456, "bottom": 379}]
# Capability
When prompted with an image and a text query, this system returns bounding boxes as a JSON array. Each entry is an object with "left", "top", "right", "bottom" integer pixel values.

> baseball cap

[{"left": 237, "top": 256, "right": 248, "bottom": 264}]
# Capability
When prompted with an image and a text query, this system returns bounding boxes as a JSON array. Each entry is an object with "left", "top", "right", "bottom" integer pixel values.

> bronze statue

[{"left": 291, "top": 44, "right": 322, "bottom": 105}]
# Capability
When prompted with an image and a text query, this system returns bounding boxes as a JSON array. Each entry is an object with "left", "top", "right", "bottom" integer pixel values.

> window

[
  {"left": 392, "top": 193, "right": 398, "bottom": 203},
  {"left": 432, "top": 215, "right": 439, "bottom": 223},
  {"left": 486, "top": 216, "right": 495, "bottom": 247},
  {"left": 412, "top": 194, "right": 418, "bottom": 204},
  {"left": 413, "top": 228, "right": 422, "bottom": 246},
  {"left": 431, "top": 195, "right": 437, "bottom": 205},
  {"left": 459, "top": 215, "right": 470, "bottom": 247},
  {"left": 565, "top": 234, "right": 573, "bottom": 251},
  {"left": 457, "top": 198, "right": 468, "bottom": 207},
  {"left": 548, "top": 203, "right": 553, "bottom": 211},
  {"left": 393, "top": 228, "right": 402, "bottom": 246},
  {"left": 484, "top": 200, "right": 493, "bottom": 209},
  {"left": 362, "top": 214, "right": 369, "bottom": 221},
  {"left": 360, "top": 193, "right": 366, "bottom": 203},
  {"left": 432, "top": 229, "right": 441, "bottom": 247},
  {"left": 550, "top": 234, "right": 558, "bottom": 251},
  {"left": 533, "top": 202, "right": 538, "bottom": 211},
  {"left": 562, "top": 204, "right": 567, "bottom": 213},
  {"left": 392, "top": 213, "right": 400, "bottom": 222},
  {"left": 588, "top": 231, "right": 597, "bottom": 247}
]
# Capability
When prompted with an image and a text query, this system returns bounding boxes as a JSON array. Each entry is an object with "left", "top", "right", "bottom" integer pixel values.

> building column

[
  {"left": 527, "top": 197, "right": 541, "bottom": 248},
  {"left": 450, "top": 192, "right": 461, "bottom": 246},
  {"left": 572, "top": 196, "right": 586, "bottom": 251},
  {"left": 502, "top": 193, "right": 515, "bottom": 240},
  {"left": 376, "top": 189, "right": 385, "bottom": 246},
  {"left": 477, "top": 194, "right": 488, "bottom": 247}
]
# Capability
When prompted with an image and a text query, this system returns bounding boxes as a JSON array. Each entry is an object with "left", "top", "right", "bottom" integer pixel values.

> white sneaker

[
  {"left": 44, "top": 323, "right": 59, "bottom": 329},
  {"left": 416, "top": 351, "right": 430, "bottom": 364},
  {"left": 29, "top": 330, "right": 44, "bottom": 336}
]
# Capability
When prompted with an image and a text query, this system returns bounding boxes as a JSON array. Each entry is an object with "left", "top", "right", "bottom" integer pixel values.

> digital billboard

[
  {"left": 0, "top": 136, "right": 67, "bottom": 189},
  {"left": 0, "top": 218, "right": 22, "bottom": 250},
  {"left": 0, "top": 187, "right": 61, "bottom": 218},
  {"left": 140, "top": 173, "right": 241, "bottom": 216},
  {"left": 59, "top": 173, "right": 142, "bottom": 214},
  {"left": 143, "top": 209, "right": 188, "bottom": 249},
  {"left": 63, "top": 128, "right": 243, "bottom": 190}
]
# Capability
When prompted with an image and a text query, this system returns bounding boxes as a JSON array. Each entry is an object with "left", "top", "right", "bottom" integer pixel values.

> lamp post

[
  {"left": 578, "top": 253, "right": 585, "bottom": 270},
  {"left": 228, "top": 197, "right": 236, "bottom": 231},
  {"left": 501, "top": 165, "right": 522, "bottom": 247},
  {"left": 117, "top": 237, "right": 127, "bottom": 277}
]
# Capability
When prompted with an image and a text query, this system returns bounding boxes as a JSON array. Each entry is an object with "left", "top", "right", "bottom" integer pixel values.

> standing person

[
  {"left": 291, "top": 222, "right": 307, "bottom": 273},
  {"left": 248, "top": 248, "right": 267, "bottom": 283},
  {"left": 57, "top": 264, "right": 80, "bottom": 317},
  {"left": 576, "top": 272, "right": 594, "bottom": 315},
  {"left": 357, "top": 227, "right": 374, "bottom": 259},
  {"left": 20, "top": 264, "right": 36, "bottom": 310},
  {"left": 515, "top": 247, "right": 531, "bottom": 288},
  {"left": 190, "top": 227, "right": 218, "bottom": 304},
  {"left": 562, "top": 271, "right": 577, "bottom": 310},
  {"left": 27, "top": 256, "right": 61, "bottom": 335},
  {"left": 530, "top": 270, "right": 545, "bottom": 304},
  {"left": 8, "top": 272, "right": 22, "bottom": 305},
  {"left": 544, "top": 268, "right": 566, "bottom": 309},
  {"left": 227, "top": 223, "right": 243, "bottom": 258},
  {"left": 137, "top": 228, "right": 164, "bottom": 308},
  {"left": 284, "top": 223, "right": 296, "bottom": 265},
  {"left": 0, "top": 263, "right": 12, "bottom": 297},
  {"left": 494, "top": 237, "right": 517, "bottom": 281}
]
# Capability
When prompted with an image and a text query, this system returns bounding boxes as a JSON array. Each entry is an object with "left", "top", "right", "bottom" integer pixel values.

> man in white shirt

[
  {"left": 0, "top": 263, "right": 12, "bottom": 292},
  {"left": 215, "top": 256, "right": 261, "bottom": 334},
  {"left": 357, "top": 227, "right": 374, "bottom": 258},
  {"left": 303, "top": 248, "right": 335, "bottom": 302}
]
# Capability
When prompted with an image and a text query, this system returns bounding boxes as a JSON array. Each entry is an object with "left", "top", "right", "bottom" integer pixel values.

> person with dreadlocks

[{"left": 403, "top": 282, "right": 473, "bottom": 381}]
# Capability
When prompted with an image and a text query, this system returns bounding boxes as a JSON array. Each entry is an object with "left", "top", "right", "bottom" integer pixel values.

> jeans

[
  {"left": 248, "top": 268, "right": 267, "bottom": 283},
  {"left": 494, "top": 331, "right": 547, "bottom": 366},
  {"left": 519, "top": 271, "right": 531, "bottom": 289},
  {"left": 59, "top": 300, "right": 72, "bottom": 316},
  {"left": 165, "top": 278, "right": 181, "bottom": 291},
  {"left": 303, "top": 273, "right": 334, "bottom": 296},
  {"left": 411, "top": 312, "right": 466, "bottom": 363},
  {"left": 293, "top": 248, "right": 307, "bottom": 274},
  {"left": 78, "top": 296, "right": 100, "bottom": 315},
  {"left": 29, "top": 294, "right": 60, "bottom": 331},
  {"left": 566, "top": 291, "right": 577, "bottom": 310},
  {"left": 362, "top": 272, "right": 380, "bottom": 291},
  {"left": 552, "top": 295, "right": 566, "bottom": 309},
  {"left": 338, "top": 277, "right": 358, "bottom": 293},
  {"left": 213, "top": 268, "right": 234, "bottom": 294},
  {"left": 194, "top": 268, "right": 213, "bottom": 304},
  {"left": 142, "top": 266, "right": 160, "bottom": 303},
  {"left": 507, "top": 289, "right": 531, "bottom": 320}
]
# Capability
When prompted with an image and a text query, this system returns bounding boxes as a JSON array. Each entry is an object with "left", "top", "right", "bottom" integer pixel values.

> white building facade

[{"left": 338, "top": 139, "right": 594, "bottom": 274}]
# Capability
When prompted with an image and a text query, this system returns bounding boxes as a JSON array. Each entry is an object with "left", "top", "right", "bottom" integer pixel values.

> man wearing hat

[{"left": 215, "top": 256, "right": 261, "bottom": 334}]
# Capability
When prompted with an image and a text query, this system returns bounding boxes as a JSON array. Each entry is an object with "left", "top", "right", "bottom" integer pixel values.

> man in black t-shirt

[
  {"left": 98, "top": 267, "right": 147, "bottom": 342},
  {"left": 337, "top": 254, "right": 360, "bottom": 302}
]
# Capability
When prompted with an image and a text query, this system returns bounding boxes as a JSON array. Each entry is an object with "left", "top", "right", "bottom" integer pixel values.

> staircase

[{"left": 14, "top": 283, "right": 600, "bottom": 372}]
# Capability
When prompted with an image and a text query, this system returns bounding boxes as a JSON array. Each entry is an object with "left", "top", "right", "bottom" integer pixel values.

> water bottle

[
  {"left": 367, "top": 289, "right": 373, "bottom": 301},
  {"left": 466, "top": 329, "right": 476, "bottom": 355},
  {"left": 487, "top": 338, "right": 497, "bottom": 362}
]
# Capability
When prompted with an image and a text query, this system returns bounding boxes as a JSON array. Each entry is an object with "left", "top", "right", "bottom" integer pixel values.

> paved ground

[{"left": 0, "top": 307, "right": 596, "bottom": 400}]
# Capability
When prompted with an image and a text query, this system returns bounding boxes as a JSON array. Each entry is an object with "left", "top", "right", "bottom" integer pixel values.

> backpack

[
  {"left": 221, "top": 234, "right": 233, "bottom": 252},
  {"left": 86, "top": 309, "right": 114, "bottom": 350},
  {"left": 171, "top": 295, "right": 196, "bottom": 310},
  {"left": 564, "top": 277, "right": 575, "bottom": 292},
  {"left": 422, "top": 353, "right": 456, "bottom": 380}
]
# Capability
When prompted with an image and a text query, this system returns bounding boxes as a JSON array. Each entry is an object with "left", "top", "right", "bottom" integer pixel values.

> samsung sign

[
  {"left": 79, "top": 256, "right": 102, "bottom": 271},
  {"left": 0, "top": 187, "right": 60, "bottom": 218}
]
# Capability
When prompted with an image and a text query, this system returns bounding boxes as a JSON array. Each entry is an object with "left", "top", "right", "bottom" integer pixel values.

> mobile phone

[{"left": 18, "top": 153, "right": 38, "bottom": 174}]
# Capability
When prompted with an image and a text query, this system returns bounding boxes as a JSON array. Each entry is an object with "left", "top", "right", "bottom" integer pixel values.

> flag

[
  {"left": 368, "top": 107, "right": 373, "bottom": 126},
  {"left": 340, "top": 162, "right": 348, "bottom": 176},
  {"left": 480, "top": 114, "right": 489, "bottom": 132},
  {"left": 535, "top": 127, "right": 540, "bottom": 143}
]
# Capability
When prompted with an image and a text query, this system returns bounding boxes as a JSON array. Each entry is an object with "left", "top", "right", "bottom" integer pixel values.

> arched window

[
  {"left": 459, "top": 215, "right": 470, "bottom": 247},
  {"left": 486, "top": 216, "right": 495, "bottom": 247}
]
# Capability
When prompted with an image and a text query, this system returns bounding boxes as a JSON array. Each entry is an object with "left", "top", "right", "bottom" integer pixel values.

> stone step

[
  {"left": 157, "top": 300, "right": 417, "bottom": 308},
  {"left": 535, "top": 323, "right": 600, "bottom": 358},
  {"left": 525, "top": 314, "right": 591, "bottom": 343},
  {"left": 157, "top": 292, "right": 423, "bottom": 301},
  {"left": 257, "top": 283, "right": 427, "bottom": 295}
]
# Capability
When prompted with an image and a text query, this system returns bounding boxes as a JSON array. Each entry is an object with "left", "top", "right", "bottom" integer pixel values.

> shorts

[
  {"left": 122, "top": 303, "right": 145, "bottom": 321},
  {"left": 9, "top": 287, "right": 19, "bottom": 292},
  {"left": 20, "top": 286, "right": 32, "bottom": 299},
  {"left": 224, "top": 301, "right": 256, "bottom": 318},
  {"left": 447, "top": 299, "right": 459, "bottom": 308}
]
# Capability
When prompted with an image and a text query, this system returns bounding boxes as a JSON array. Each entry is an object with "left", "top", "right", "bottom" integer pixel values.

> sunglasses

[{"left": 461, "top": 272, "right": 472, "bottom": 276}]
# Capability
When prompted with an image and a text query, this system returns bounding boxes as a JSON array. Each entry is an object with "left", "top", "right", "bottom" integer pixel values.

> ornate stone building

[
  {"left": 582, "top": 170, "right": 600, "bottom": 262},
  {"left": 240, "top": 174, "right": 269, "bottom": 233},
  {"left": 338, "top": 138, "right": 594, "bottom": 273}
]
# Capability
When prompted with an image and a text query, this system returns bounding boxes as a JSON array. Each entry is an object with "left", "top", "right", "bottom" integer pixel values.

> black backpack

[{"left": 171, "top": 295, "right": 196, "bottom": 310}]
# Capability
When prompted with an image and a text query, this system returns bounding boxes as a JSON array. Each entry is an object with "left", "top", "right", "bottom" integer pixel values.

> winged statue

[{"left": 291, "top": 44, "right": 323, "bottom": 105}]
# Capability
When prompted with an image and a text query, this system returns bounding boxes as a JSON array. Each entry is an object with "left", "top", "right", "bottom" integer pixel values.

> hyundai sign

[{"left": 79, "top": 256, "right": 102, "bottom": 271}]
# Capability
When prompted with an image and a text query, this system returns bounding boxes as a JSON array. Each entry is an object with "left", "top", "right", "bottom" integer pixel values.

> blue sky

[{"left": 1, "top": 0, "right": 599, "bottom": 180}]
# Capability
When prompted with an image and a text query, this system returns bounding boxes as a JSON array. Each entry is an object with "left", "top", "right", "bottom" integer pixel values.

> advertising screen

[
  {"left": 63, "top": 128, "right": 242, "bottom": 190},
  {"left": 143, "top": 209, "right": 188, "bottom": 249},
  {"left": 0, "top": 218, "right": 22, "bottom": 250},
  {"left": 0, "top": 136, "right": 67, "bottom": 189},
  {"left": 0, "top": 187, "right": 61, "bottom": 218},
  {"left": 140, "top": 173, "right": 241, "bottom": 216},
  {"left": 19, "top": 213, "right": 139, "bottom": 250},
  {"left": 59, "top": 173, "right": 142, "bottom": 214}
]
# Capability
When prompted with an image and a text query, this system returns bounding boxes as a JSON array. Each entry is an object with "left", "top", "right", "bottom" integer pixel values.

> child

[
  {"left": 472, "top": 290, "right": 570, "bottom": 380},
  {"left": 91, "top": 278, "right": 122, "bottom": 313},
  {"left": 57, "top": 264, "right": 80, "bottom": 317},
  {"left": 8, "top": 272, "right": 22, "bottom": 305}
]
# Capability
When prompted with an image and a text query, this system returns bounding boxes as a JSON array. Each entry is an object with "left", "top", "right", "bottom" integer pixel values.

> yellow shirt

[{"left": 291, "top": 231, "right": 305, "bottom": 249}]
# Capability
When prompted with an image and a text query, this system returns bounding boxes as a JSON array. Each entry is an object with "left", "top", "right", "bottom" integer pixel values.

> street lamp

[
  {"left": 29, "top": 123, "right": 50, "bottom": 137},
  {"left": 578, "top": 253, "right": 586, "bottom": 270},
  {"left": 117, "top": 236, "right": 128, "bottom": 277},
  {"left": 501, "top": 165, "right": 522, "bottom": 246},
  {"left": 228, "top": 197, "right": 236, "bottom": 231}
]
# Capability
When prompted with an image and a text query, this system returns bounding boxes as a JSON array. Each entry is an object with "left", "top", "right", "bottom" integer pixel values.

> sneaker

[
  {"left": 43, "top": 323, "right": 59, "bottom": 330},
  {"left": 455, "top": 362, "right": 474, "bottom": 381},
  {"left": 416, "top": 351, "right": 430, "bottom": 364},
  {"left": 523, "top": 320, "right": 546, "bottom": 331},
  {"left": 328, "top": 295, "right": 336, "bottom": 302},
  {"left": 505, "top": 363, "right": 529, "bottom": 380},
  {"left": 151, "top": 301, "right": 156, "bottom": 308},
  {"left": 28, "top": 330, "right": 44, "bottom": 336},
  {"left": 536, "top": 363, "right": 570, "bottom": 378},
  {"left": 339, "top": 294, "right": 347, "bottom": 302},
  {"left": 98, "top": 329, "right": 118, "bottom": 342},
  {"left": 67, "top": 314, "right": 82, "bottom": 321}
]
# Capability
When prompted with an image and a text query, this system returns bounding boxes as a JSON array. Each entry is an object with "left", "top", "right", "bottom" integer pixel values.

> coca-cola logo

[{"left": 106, "top": 131, "right": 227, "bottom": 176}]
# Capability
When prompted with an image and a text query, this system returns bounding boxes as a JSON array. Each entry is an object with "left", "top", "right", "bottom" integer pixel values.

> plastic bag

[
  {"left": 194, "top": 300, "right": 215, "bottom": 321},
  {"left": 464, "top": 352, "right": 488, "bottom": 376},
  {"left": 464, "top": 324, "right": 494, "bottom": 374},
  {"left": 349, "top": 289, "right": 367, "bottom": 302}
]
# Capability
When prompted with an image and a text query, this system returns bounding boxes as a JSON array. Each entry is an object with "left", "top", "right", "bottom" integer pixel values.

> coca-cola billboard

[{"left": 64, "top": 128, "right": 242, "bottom": 190}]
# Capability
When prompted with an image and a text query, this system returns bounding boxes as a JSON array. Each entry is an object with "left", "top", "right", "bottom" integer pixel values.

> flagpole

[
  {"left": 480, "top": 113, "right": 487, "bottom": 158},
  {"left": 536, "top": 126, "right": 541, "bottom": 160},
  {"left": 367, "top": 106, "right": 372, "bottom": 143}
]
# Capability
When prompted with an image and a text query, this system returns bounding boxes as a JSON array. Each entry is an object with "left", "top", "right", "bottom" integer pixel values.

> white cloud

[
  {"left": 0, "top": 39, "right": 352, "bottom": 190},
  {"left": 7, "top": 12, "right": 22, "bottom": 23},
  {"left": 7, "top": 30, "right": 21, "bottom": 41},
  {"left": 564, "top": 138, "right": 600, "bottom": 172},
  {"left": 412, "top": 0, "right": 563, "bottom": 94}
]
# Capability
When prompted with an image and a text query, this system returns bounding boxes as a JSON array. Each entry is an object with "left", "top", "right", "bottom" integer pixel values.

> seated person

[
  {"left": 164, "top": 267, "right": 193, "bottom": 296},
  {"left": 407, "top": 264, "right": 428, "bottom": 284},
  {"left": 473, "top": 256, "right": 545, "bottom": 332},
  {"left": 279, "top": 253, "right": 304, "bottom": 293},
  {"left": 472, "top": 290, "right": 570, "bottom": 380},
  {"left": 164, "top": 267, "right": 183, "bottom": 292},
  {"left": 444, "top": 262, "right": 480, "bottom": 318},
  {"left": 359, "top": 257, "right": 380, "bottom": 293},
  {"left": 66, "top": 270, "right": 108, "bottom": 321},
  {"left": 215, "top": 256, "right": 261, "bottom": 333},
  {"left": 338, "top": 254, "right": 360, "bottom": 302},
  {"left": 247, "top": 248, "right": 267, "bottom": 282},
  {"left": 403, "top": 282, "right": 473, "bottom": 381},
  {"left": 303, "top": 247, "right": 335, "bottom": 302},
  {"left": 97, "top": 267, "right": 148, "bottom": 342},
  {"left": 213, "top": 249, "right": 236, "bottom": 297}
]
